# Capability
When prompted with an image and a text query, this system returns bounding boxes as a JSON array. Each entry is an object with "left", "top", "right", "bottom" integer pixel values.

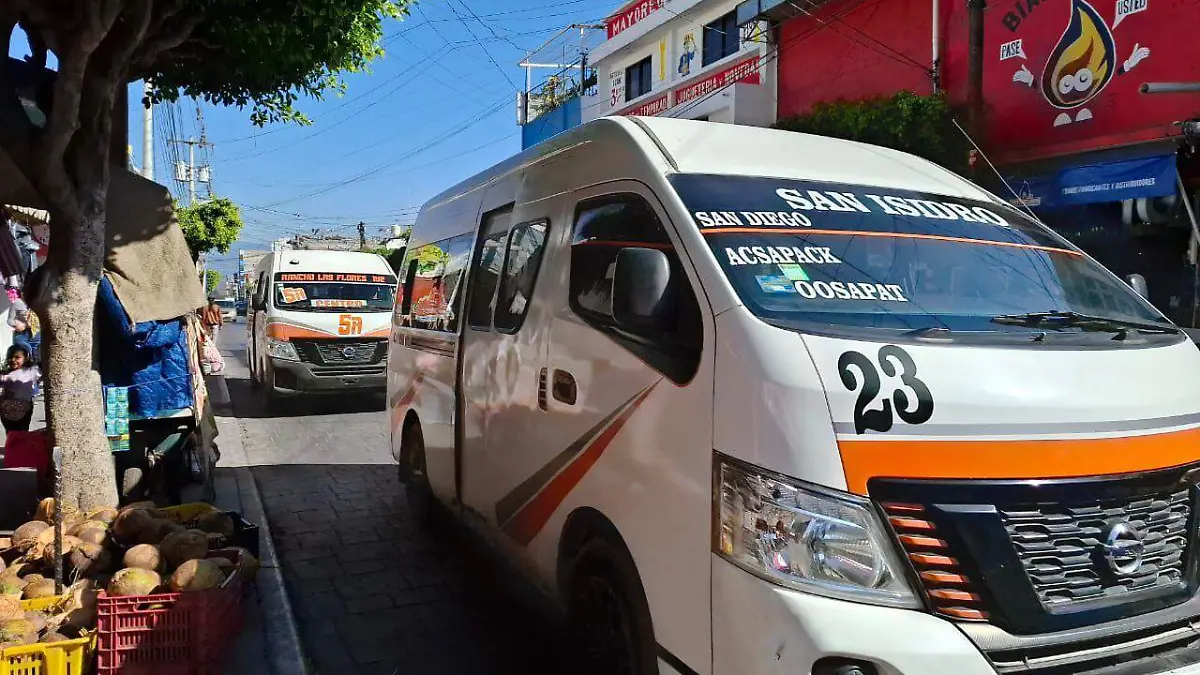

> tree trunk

[{"left": 40, "top": 186, "right": 118, "bottom": 512}]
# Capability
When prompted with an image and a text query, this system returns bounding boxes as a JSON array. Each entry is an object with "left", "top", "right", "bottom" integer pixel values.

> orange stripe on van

[
  {"left": 503, "top": 382, "right": 659, "bottom": 546},
  {"left": 266, "top": 322, "right": 334, "bottom": 340},
  {"left": 840, "top": 426, "right": 1200, "bottom": 495},
  {"left": 700, "top": 228, "right": 1082, "bottom": 256}
]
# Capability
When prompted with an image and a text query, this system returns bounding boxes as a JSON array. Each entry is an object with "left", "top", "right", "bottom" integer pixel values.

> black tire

[
  {"left": 567, "top": 537, "right": 659, "bottom": 675},
  {"left": 401, "top": 423, "right": 435, "bottom": 529}
]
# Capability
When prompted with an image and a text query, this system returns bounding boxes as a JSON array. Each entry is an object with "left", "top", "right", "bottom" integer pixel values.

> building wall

[
  {"left": 581, "top": 0, "right": 775, "bottom": 126},
  {"left": 521, "top": 96, "right": 582, "bottom": 149},
  {"left": 773, "top": 0, "right": 1198, "bottom": 165}
]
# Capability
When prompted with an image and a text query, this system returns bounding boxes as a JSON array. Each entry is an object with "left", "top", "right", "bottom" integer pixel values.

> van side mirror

[
  {"left": 612, "top": 247, "right": 673, "bottom": 332},
  {"left": 1125, "top": 273, "right": 1150, "bottom": 300}
]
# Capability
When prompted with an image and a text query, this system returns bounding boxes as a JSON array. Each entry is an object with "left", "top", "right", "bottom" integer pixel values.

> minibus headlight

[
  {"left": 715, "top": 454, "right": 918, "bottom": 608},
  {"left": 267, "top": 339, "right": 299, "bottom": 362}
]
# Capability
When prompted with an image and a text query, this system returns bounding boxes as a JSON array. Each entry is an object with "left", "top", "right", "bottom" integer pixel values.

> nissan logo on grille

[
  {"left": 1100, "top": 521, "right": 1145, "bottom": 575},
  {"left": 342, "top": 346, "right": 357, "bottom": 358}
]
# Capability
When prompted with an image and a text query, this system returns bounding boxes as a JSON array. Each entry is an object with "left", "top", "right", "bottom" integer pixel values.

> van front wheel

[
  {"left": 401, "top": 423, "right": 435, "bottom": 529},
  {"left": 567, "top": 538, "right": 659, "bottom": 675}
]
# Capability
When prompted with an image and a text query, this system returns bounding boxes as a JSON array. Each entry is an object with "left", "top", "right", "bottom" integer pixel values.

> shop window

[
  {"left": 702, "top": 11, "right": 740, "bottom": 66},
  {"left": 569, "top": 194, "right": 702, "bottom": 383},
  {"left": 495, "top": 220, "right": 550, "bottom": 333},
  {"left": 625, "top": 57, "right": 653, "bottom": 101}
]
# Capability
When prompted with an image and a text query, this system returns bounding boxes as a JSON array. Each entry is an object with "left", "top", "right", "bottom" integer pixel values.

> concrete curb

[{"left": 236, "top": 466, "right": 311, "bottom": 675}]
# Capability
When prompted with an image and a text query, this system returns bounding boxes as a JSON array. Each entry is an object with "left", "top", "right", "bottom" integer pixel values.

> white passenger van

[
  {"left": 248, "top": 250, "right": 395, "bottom": 401},
  {"left": 388, "top": 117, "right": 1200, "bottom": 675}
]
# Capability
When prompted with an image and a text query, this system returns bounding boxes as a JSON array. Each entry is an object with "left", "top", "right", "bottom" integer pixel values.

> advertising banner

[{"left": 985, "top": 0, "right": 1200, "bottom": 163}]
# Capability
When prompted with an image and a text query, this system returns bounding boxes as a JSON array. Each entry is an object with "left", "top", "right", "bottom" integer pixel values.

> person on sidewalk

[
  {"left": 201, "top": 299, "right": 223, "bottom": 344},
  {"left": 0, "top": 344, "right": 40, "bottom": 432}
]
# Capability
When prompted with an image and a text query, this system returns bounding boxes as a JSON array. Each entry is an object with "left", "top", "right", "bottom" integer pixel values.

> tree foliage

[
  {"left": 204, "top": 269, "right": 220, "bottom": 295},
  {"left": 177, "top": 197, "right": 244, "bottom": 262},
  {"left": 774, "top": 92, "right": 970, "bottom": 175}
]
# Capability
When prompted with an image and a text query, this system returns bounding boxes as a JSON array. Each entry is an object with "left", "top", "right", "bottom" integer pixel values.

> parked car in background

[
  {"left": 215, "top": 298, "right": 237, "bottom": 323},
  {"left": 236, "top": 299, "right": 247, "bottom": 317}
]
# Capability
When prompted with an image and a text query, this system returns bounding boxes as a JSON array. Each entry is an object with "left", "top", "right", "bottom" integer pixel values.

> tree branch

[{"left": 131, "top": 2, "right": 204, "bottom": 80}]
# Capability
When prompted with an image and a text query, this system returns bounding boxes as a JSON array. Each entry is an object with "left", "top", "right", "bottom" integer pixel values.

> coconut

[
  {"left": 23, "top": 610, "right": 47, "bottom": 634},
  {"left": 106, "top": 568, "right": 161, "bottom": 597},
  {"left": 75, "top": 524, "right": 108, "bottom": 547},
  {"left": 12, "top": 521, "right": 49, "bottom": 549},
  {"left": 0, "top": 618, "right": 38, "bottom": 646},
  {"left": 39, "top": 632, "right": 69, "bottom": 643},
  {"left": 0, "top": 597, "right": 23, "bottom": 622},
  {"left": 138, "top": 520, "right": 184, "bottom": 546},
  {"left": 211, "top": 558, "right": 234, "bottom": 576},
  {"left": 123, "top": 545, "right": 163, "bottom": 573},
  {"left": 68, "top": 543, "right": 111, "bottom": 577},
  {"left": 160, "top": 530, "right": 207, "bottom": 570},
  {"left": 23, "top": 579, "right": 57, "bottom": 600},
  {"left": 112, "top": 509, "right": 154, "bottom": 544},
  {"left": 0, "top": 576, "right": 24, "bottom": 597},
  {"left": 41, "top": 536, "right": 82, "bottom": 566},
  {"left": 88, "top": 508, "right": 119, "bottom": 526},
  {"left": 33, "top": 498, "right": 56, "bottom": 524},
  {"left": 119, "top": 501, "right": 157, "bottom": 515},
  {"left": 228, "top": 548, "right": 260, "bottom": 582},
  {"left": 70, "top": 518, "right": 107, "bottom": 537},
  {"left": 196, "top": 512, "right": 236, "bottom": 537},
  {"left": 0, "top": 538, "right": 11, "bottom": 551},
  {"left": 62, "top": 512, "right": 87, "bottom": 534},
  {"left": 169, "top": 559, "right": 224, "bottom": 592}
]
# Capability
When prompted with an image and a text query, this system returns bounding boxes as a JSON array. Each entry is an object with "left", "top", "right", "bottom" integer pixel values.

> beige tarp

[{"left": 0, "top": 144, "right": 206, "bottom": 323}]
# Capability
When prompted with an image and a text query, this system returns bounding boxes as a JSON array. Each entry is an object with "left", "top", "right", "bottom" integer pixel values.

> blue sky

[{"left": 110, "top": 0, "right": 616, "bottom": 280}]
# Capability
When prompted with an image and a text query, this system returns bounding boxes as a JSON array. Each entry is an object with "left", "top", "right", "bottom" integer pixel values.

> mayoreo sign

[
  {"left": 606, "top": 0, "right": 665, "bottom": 39},
  {"left": 673, "top": 55, "right": 762, "bottom": 105}
]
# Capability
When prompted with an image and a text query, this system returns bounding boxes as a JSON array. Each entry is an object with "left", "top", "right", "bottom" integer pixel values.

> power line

[{"left": 440, "top": 3, "right": 520, "bottom": 90}]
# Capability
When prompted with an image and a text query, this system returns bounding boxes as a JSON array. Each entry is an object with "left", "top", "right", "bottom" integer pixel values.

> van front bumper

[
  {"left": 711, "top": 555, "right": 995, "bottom": 675},
  {"left": 268, "top": 357, "right": 386, "bottom": 393}
]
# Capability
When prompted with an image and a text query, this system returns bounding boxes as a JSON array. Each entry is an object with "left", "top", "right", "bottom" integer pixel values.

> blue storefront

[
  {"left": 1005, "top": 147, "right": 1200, "bottom": 326},
  {"left": 521, "top": 95, "right": 582, "bottom": 150}
]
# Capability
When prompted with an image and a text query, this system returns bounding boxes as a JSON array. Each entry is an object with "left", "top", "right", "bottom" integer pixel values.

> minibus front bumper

[
  {"left": 711, "top": 555, "right": 996, "bottom": 675},
  {"left": 269, "top": 357, "right": 386, "bottom": 393}
]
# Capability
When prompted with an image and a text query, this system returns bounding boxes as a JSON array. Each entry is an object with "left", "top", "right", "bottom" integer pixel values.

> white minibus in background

[
  {"left": 388, "top": 116, "right": 1200, "bottom": 675},
  {"left": 248, "top": 249, "right": 395, "bottom": 403}
]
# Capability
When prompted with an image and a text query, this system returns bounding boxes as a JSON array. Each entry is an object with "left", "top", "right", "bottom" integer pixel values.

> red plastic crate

[{"left": 95, "top": 552, "right": 245, "bottom": 675}]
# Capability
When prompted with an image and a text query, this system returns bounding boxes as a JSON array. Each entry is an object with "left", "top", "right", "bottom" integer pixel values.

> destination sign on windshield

[{"left": 275, "top": 273, "right": 395, "bottom": 284}]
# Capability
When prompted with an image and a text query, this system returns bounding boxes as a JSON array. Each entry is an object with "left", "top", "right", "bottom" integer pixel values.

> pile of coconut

[{"left": 0, "top": 500, "right": 258, "bottom": 649}]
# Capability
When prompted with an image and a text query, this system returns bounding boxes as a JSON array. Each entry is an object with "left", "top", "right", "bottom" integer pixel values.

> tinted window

[
  {"left": 669, "top": 173, "right": 1174, "bottom": 344},
  {"left": 702, "top": 12, "right": 739, "bottom": 66},
  {"left": 400, "top": 234, "right": 472, "bottom": 332},
  {"left": 570, "top": 194, "right": 702, "bottom": 382},
  {"left": 625, "top": 57, "right": 653, "bottom": 101},
  {"left": 273, "top": 273, "right": 396, "bottom": 312},
  {"left": 495, "top": 221, "right": 550, "bottom": 333},
  {"left": 466, "top": 206, "right": 514, "bottom": 330}
]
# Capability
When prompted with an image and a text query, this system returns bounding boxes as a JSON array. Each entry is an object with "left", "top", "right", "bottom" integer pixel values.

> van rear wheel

[
  {"left": 567, "top": 538, "right": 659, "bottom": 675},
  {"left": 402, "top": 423, "right": 435, "bottom": 529}
]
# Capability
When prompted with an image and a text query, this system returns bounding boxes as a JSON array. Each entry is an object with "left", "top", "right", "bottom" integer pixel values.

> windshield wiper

[{"left": 991, "top": 311, "right": 1178, "bottom": 336}]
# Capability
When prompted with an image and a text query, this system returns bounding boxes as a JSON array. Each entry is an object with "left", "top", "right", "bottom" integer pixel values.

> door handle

[{"left": 552, "top": 370, "right": 577, "bottom": 405}]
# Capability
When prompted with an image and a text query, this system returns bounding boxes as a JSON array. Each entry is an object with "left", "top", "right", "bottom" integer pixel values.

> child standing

[{"left": 0, "top": 344, "right": 40, "bottom": 432}]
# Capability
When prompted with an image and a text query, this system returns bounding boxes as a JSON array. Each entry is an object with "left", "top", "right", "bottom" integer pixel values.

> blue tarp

[{"left": 1007, "top": 153, "right": 1178, "bottom": 211}]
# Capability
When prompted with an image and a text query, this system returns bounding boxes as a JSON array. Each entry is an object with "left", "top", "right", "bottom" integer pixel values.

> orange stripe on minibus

[
  {"left": 266, "top": 323, "right": 333, "bottom": 340},
  {"left": 840, "top": 426, "right": 1200, "bottom": 495},
  {"left": 700, "top": 228, "right": 1082, "bottom": 256}
]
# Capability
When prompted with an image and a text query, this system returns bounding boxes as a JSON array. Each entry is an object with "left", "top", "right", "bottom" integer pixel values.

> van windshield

[
  {"left": 669, "top": 174, "right": 1172, "bottom": 337},
  {"left": 273, "top": 272, "right": 396, "bottom": 313}
]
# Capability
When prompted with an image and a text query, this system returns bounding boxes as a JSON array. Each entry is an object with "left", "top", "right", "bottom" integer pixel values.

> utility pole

[
  {"left": 357, "top": 222, "right": 367, "bottom": 250},
  {"left": 169, "top": 137, "right": 213, "bottom": 206},
  {"left": 142, "top": 81, "right": 154, "bottom": 181}
]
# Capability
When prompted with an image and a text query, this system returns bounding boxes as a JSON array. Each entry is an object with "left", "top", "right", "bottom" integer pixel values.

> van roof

[
  {"left": 630, "top": 116, "right": 993, "bottom": 201},
  {"left": 420, "top": 116, "right": 995, "bottom": 212},
  {"left": 269, "top": 250, "right": 393, "bottom": 275}
]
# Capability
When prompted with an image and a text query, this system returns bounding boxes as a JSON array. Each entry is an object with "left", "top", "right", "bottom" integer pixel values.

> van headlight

[
  {"left": 267, "top": 339, "right": 299, "bottom": 362},
  {"left": 715, "top": 454, "right": 918, "bottom": 608}
]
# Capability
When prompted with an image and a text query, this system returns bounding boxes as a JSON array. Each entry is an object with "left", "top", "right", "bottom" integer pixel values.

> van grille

[
  {"left": 293, "top": 340, "right": 384, "bottom": 366},
  {"left": 1000, "top": 490, "right": 1190, "bottom": 608}
]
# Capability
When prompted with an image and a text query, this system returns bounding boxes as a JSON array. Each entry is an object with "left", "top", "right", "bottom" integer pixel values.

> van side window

[
  {"left": 399, "top": 234, "right": 472, "bottom": 333},
  {"left": 466, "top": 205, "right": 515, "bottom": 331},
  {"left": 495, "top": 220, "right": 549, "bottom": 333},
  {"left": 569, "top": 194, "right": 703, "bottom": 383}
]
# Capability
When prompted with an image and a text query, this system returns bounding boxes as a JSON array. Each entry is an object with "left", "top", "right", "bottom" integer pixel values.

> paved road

[{"left": 217, "top": 323, "right": 570, "bottom": 675}]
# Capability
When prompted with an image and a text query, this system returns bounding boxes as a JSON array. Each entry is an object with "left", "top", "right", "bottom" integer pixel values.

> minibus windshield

[
  {"left": 669, "top": 174, "right": 1172, "bottom": 336},
  {"left": 273, "top": 272, "right": 396, "bottom": 313}
]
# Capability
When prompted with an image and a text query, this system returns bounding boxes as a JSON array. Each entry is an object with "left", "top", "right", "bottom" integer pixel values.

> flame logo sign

[{"left": 1040, "top": 0, "right": 1116, "bottom": 109}]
